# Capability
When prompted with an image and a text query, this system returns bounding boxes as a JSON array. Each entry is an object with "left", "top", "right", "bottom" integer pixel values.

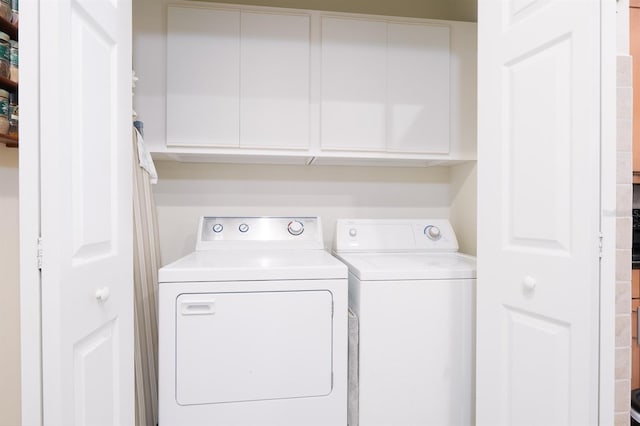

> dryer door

[{"left": 175, "top": 290, "right": 333, "bottom": 405}]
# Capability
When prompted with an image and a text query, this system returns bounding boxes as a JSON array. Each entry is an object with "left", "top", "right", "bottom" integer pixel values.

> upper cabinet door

[
  {"left": 321, "top": 17, "right": 451, "bottom": 154},
  {"left": 167, "top": 6, "right": 311, "bottom": 150},
  {"left": 387, "top": 23, "right": 450, "bottom": 154},
  {"left": 240, "top": 12, "right": 310, "bottom": 150},
  {"left": 321, "top": 17, "right": 387, "bottom": 151},
  {"left": 167, "top": 6, "right": 240, "bottom": 147}
]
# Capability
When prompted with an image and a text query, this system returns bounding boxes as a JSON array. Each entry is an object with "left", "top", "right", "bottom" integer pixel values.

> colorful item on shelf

[
  {"left": 0, "top": 88, "right": 10, "bottom": 135},
  {"left": 0, "top": 32, "right": 11, "bottom": 79},
  {"left": 10, "top": 40, "right": 17, "bottom": 82},
  {"left": 0, "top": 0, "right": 10, "bottom": 22}
]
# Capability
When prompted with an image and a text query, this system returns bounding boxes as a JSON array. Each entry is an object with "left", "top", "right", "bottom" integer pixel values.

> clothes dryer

[
  {"left": 159, "top": 217, "right": 347, "bottom": 426},
  {"left": 333, "top": 219, "right": 476, "bottom": 426}
]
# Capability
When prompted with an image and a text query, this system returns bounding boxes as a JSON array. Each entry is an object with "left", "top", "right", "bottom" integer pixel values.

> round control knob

[
  {"left": 424, "top": 225, "right": 441, "bottom": 240},
  {"left": 238, "top": 223, "right": 249, "bottom": 233},
  {"left": 212, "top": 223, "right": 224, "bottom": 233},
  {"left": 287, "top": 220, "right": 304, "bottom": 236},
  {"left": 349, "top": 228, "right": 357, "bottom": 237}
]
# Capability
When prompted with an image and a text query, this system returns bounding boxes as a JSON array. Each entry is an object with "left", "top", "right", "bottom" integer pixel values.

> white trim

[
  {"left": 598, "top": 0, "right": 618, "bottom": 424},
  {"left": 19, "top": 0, "right": 43, "bottom": 424}
]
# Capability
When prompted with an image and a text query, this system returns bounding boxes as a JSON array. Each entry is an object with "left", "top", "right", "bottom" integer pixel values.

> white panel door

[
  {"left": 166, "top": 6, "right": 240, "bottom": 147},
  {"left": 387, "top": 23, "right": 450, "bottom": 154},
  {"left": 39, "top": 0, "right": 133, "bottom": 424},
  {"left": 240, "top": 11, "right": 310, "bottom": 149},
  {"left": 321, "top": 17, "right": 387, "bottom": 151},
  {"left": 476, "top": 0, "right": 601, "bottom": 425}
]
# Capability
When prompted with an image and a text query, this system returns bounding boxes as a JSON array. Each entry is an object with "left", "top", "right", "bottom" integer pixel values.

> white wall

[
  {"left": 154, "top": 161, "right": 454, "bottom": 264},
  {"left": 450, "top": 163, "right": 477, "bottom": 256},
  {"left": 0, "top": 145, "right": 21, "bottom": 426}
]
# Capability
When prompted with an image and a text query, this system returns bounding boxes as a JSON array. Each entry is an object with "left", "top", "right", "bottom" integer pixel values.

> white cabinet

[
  {"left": 387, "top": 23, "right": 450, "bottom": 154},
  {"left": 240, "top": 12, "right": 310, "bottom": 149},
  {"left": 167, "top": 7, "right": 240, "bottom": 148},
  {"left": 321, "top": 17, "right": 387, "bottom": 151},
  {"left": 321, "top": 16, "right": 450, "bottom": 154},
  {"left": 150, "top": 4, "right": 475, "bottom": 165},
  {"left": 166, "top": 6, "right": 310, "bottom": 149}
]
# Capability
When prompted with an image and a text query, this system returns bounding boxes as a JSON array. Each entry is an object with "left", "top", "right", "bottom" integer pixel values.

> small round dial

[
  {"left": 349, "top": 228, "right": 358, "bottom": 237},
  {"left": 238, "top": 223, "right": 249, "bottom": 233},
  {"left": 424, "top": 225, "right": 441, "bottom": 240},
  {"left": 212, "top": 223, "right": 224, "bottom": 233},
  {"left": 287, "top": 220, "right": 304, "bottom": 236}
]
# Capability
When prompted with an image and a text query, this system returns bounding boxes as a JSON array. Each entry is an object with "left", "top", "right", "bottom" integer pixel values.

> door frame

[
  {"left": 17, "top": 1, "right": 619, "bottom": 425},
  {"left": 20, "top": 0, "right": 43, "bottom": 424},
  {"left": 599, "top": 0, "right": 619, "bottom": 424}
]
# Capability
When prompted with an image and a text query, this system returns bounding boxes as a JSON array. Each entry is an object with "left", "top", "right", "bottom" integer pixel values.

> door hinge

[
  {"left": 598, "top": 232, "right": 603, "bottom": 259},
  {"left": 37, "top": 237, "right": 43, "bottom": 270}
]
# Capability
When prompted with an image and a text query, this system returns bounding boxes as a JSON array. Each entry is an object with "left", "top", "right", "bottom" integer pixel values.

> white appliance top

[
  {"left": 160, "top": 216, "right": 347, "bottom": 283},
  {"left": 333, "top": 219, "right": 476, "bottom": 281},
  {"left": 333, "top": 252, "right": 476, "bottom": 281}
]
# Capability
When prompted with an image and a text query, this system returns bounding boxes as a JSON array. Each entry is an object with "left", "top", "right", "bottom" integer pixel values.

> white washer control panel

[
  {"left": 196, "top": 217, "right": 323, "bottom": 251},
  {"left": 334, "top": 219, "right": 459, "bottom": 253}
]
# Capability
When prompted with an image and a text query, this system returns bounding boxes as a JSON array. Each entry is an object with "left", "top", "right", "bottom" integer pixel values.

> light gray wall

[
  {"left": 450, "top": 163, "right": 477, "bottom": 256},
  {"left": 154, "top": 162, "right": 454, "bottom": 264}
]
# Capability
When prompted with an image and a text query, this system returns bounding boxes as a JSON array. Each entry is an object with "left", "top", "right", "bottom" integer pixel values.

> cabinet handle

[{"left": 637, "top": 306, "right": 640, "bottom": 347}]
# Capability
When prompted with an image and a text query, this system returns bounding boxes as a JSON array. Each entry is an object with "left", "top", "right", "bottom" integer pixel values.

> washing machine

[
  {"left": 158, "top": 216, "right": 348, "bottom": 426},
  {"left": 333, "top": 219, "right": 476, "bottom": 426}
]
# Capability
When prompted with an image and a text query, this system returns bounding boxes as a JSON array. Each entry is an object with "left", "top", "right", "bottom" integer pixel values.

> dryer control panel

[
  {"left": 333, "top": 219, "right": 459, "bottom": 253},
  {"left": 196, "top": 216, "right": 324, "bottom": 251}
]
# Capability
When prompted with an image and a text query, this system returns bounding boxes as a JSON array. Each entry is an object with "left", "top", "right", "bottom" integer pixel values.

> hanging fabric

[{"left": 132, "top": 125, "right": 161, "bottom": 426}]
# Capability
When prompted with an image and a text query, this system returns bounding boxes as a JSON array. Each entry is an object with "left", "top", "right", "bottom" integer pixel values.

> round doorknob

[
  {"left": 522, "top": 276, "right": 536, "bottom": 291},
  {"left": 95, "top": 287, "right": 110, "bottom": 302}
]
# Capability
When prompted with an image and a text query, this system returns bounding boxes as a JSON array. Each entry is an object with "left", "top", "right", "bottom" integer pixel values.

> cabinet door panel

[
  {"left": 387, "top": 23, "right": 450, "bottom": 154},
  {"left": 240, "top": 12, "right": 310, "bottom": 149},
  {"left": 321, "top": 17, "right": 386, "bottom": 151},
  {"left": 166, "top": 7, "right": 240, "bottom": 147}
]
